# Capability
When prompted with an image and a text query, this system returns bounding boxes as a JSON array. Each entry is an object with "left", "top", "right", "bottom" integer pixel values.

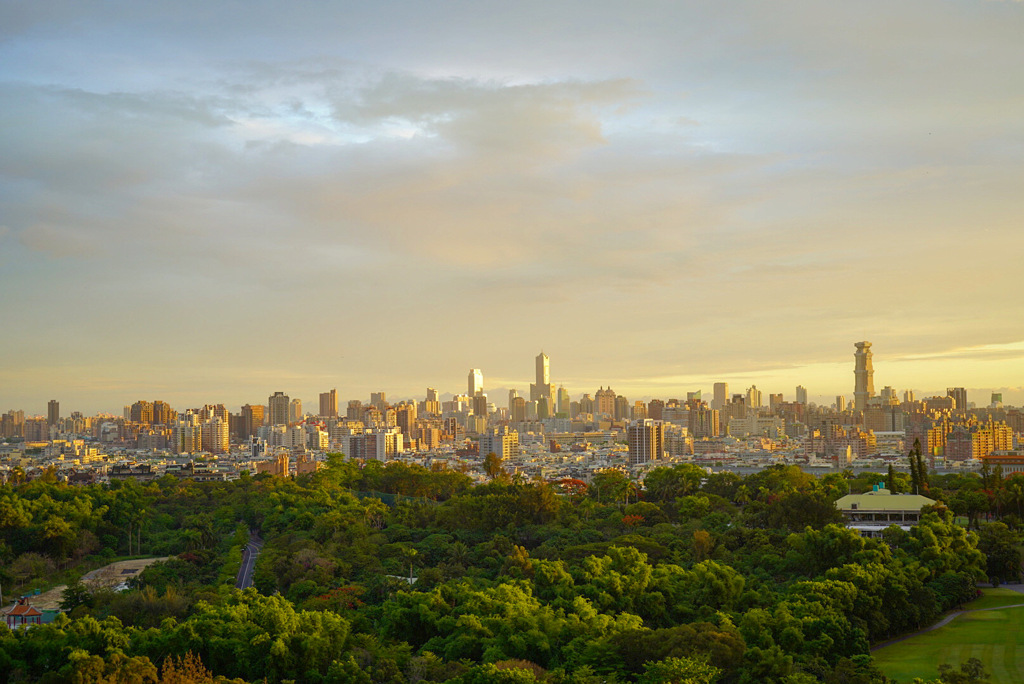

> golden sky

[{"left": 2, "top": 1, "right": 1023, "bottom": 413}]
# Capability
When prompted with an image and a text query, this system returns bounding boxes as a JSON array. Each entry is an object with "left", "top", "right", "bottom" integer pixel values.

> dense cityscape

[
  {"left": 3, "top": 343, "right": 1022, "bottom": 489},
  {"left": 4, "top": 2, "right": 1024, "bottom": 683}
]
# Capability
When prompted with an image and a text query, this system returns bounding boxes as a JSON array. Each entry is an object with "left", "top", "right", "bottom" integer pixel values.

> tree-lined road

[{"left": 235, "top": 531, "right": 263, "bottom": 590}]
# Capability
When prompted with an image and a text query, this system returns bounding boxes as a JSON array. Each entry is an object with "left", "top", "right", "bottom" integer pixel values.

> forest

[{"left": 1, "top": 456, "right": 1022, "bottom": 684}]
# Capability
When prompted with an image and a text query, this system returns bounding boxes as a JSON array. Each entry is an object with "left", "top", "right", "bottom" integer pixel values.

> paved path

[
  {"left": 872, "top": 597, "right": 1024, "bottom": 652},
  {"left": 235, "top": 531, "right": 263, "bottom": 590}
]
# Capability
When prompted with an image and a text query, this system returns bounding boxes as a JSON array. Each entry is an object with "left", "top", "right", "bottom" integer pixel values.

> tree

[
  {"left": 484, "top": 453, "right": 507, "bottom": 480},
  {"left": 638, "top": 656, "right": 720, "bottom": 684}
]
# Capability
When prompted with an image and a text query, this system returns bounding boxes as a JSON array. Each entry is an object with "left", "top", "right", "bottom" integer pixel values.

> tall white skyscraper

[
  {"left": 795, "top": 385, "right": 808, "bottom": 404},
  {"left": 468, "top": 368, "right": 483, "bottom": 396}
]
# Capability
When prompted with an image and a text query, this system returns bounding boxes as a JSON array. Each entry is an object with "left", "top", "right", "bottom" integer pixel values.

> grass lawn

[{"left": 874, "top": 589, "right": 1024, "bottom": 683}]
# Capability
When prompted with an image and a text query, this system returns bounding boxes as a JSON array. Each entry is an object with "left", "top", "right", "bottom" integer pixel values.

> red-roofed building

[{"left": 3, "top": 597, "right": 43, "bottom": 629}]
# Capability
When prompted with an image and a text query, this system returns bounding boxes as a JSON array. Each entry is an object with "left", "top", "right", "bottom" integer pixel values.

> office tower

[
  {"left": 746, "top": 386, "right": 762, "bottom": 409},
  {"left": 836, "top": 395, "right": 847, "bottom": 412},
  {"left": 319, "top": 389, "right": 338, "bottom": 417},
  {"left": 627, "top": 419, "right": 666, "bottom": 465},
  {"left": 991, "top": 393, "right": 1003, "bottom": 408},
  {"left": 47, "top": 400, "right": 59, "bottom": 426},
  {"left": 537, "top": 395, "right": 552, "bottom": 419},
  {"left": 557, "top": 386, "right": 571, "bottom": 417},
  {"left": 769, "top": 393, "right": 784, "bottom": 414},
  {"left": 241, "top": 404, "right": 264, "bottom": 438},
  {"left": 686, "top": 390, "right": 702, "bottom": 402},
  {"left": 712, "top": 383, "right": 728, "bottom": 411},
  {"left": 903, "top": 390, "right": 915, "bottom": 404},
  {"left": 268, "top": 392, "right": 290, "bottom": 426},
  {"left": 947, "top": 387, "right": 968, "bottom": 412},
  {"left": 578, "top": 394, "right": 595, "bottom": 416},
  {"left": 530, "top": 352, "right": 555, "bottom": 401},
  {"left": 795, "top": 386, "right": 808, "bottom": 405},
  {"left": 595, "top": 387, "right": 616, "bottom": 417},
  {"left": 508, "top": 389, "right": 519, "bottom": 410},
  {"left": 881, "top": 386, "right": 898, "bottom": 404},
  {"left": 472, "top": 392, "right": 488, "bottom": 417},
  {"left": 468, "top": 369, "right": 483, "bottom": 396},
  {"left": 370, "top": 392, "right": 387, "bottom": 410},
  {"left": 289, "top": 398, "right": 303, "bottom": 423},
  {"left": 853, "top": 341, "right": 875, "bottom": 411}
]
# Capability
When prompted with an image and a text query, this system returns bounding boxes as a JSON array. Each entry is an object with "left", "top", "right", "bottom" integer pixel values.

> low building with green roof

[{"left": 834, "top": 486, "right": 935, "bottom": 537}]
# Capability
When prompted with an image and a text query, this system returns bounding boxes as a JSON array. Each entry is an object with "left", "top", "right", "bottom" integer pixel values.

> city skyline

[
  {"left": 5, "top": 342, "right": 1023, "bottom": 417},
  {"left": 2, "top": 2, "right": 1024, "bottom": 413}
]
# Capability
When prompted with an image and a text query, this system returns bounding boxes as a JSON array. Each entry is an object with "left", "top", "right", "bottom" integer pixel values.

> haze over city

[{"left": 3, "top": 1, "right": 1024, "bottom": 413}]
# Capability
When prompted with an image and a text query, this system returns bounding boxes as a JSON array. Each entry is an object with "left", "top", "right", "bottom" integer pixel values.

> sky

[{"left": 2, "top": 0, "right": 1024, "bottom": 415}]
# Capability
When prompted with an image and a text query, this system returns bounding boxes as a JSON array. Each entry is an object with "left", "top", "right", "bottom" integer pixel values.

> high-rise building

[
  {"left": 268, "top": 392, "right": 290, "bottom": 426},
  {"left": 903, "top": 390, "right": 915, "bottom": 404},
  {"left": 991, "top": 393, "right": 1004, "bottom": 408},
  {"left": 647, "top": 399, "right": 665, "bottom": 421},
  {"left": 947, "top": 387, "right": 968, "bottom": 412},
  {"left": 241, "top": 404, "right": 264, "bottom": 438},
  {"left": 201, "top": 416, "right": 229, "bottom": 454},
  {"left": 614, "top": 395, "right": 630, "bottom": 421},
  {"left": 854, "top": 341, "right": 875, "bottom": 411},
  {"left": 508, "top": 389, "right": 519, "bottom": 410},
  {"left": 319, "top": 389, "right": 338, "bottom": 417},
  {"left": 595, "top": 387, "right": 616, "bottom": 417},
  {"left": 835, "top": 395, "right": 847, "bottom": 412},
  {"left": 130, "top": 400, "right": 154, "bottom": 424},
  {"left": 152, "top": 401, "right": 174, "bottom": 425},
  {"left": 289, "top": 398, "right": 303, "bottom": 423},
  {"left": 370, "top": 392, "right": 387, "bottom": 410},
  {"left": 530, "top": 352, "right": 555, "bottom": 402},
  {"left": 712, "top": 383, "right": 728, "bottom": 411},
  {"left": 472, "top": 392, "right": 488, "bottom": 417},
  {"left": 468, "top": 369, "right": 483, "bottom": 396},
  {"left": 769, "top": 393, "right": 784, "bottom": 414},
  {"left": 746, "top": 386, "right": 762, "bottom": 410},
  {"left": 424, "top": 388, "right": 441, "bottom": 415},
  {"left": 47, "top": 400, "right": 59, "bottom": 426},
  {"left": 511, "top": 396, "right": 527, "bottom": 423},
  {"left": 557, "top": 386, "right": 571, "bottom": 417},
  {"left": 795, "top": 386, "right": 808, "bottom": 405},
  {"left": 627, "top": 419, "right": 665, "bottom": 465},
  {"left": 172, "top": 412, "right": 202, "bottom": 454},
  {"left": 479, "top": 426, "right": 520, "bottom": 460}
]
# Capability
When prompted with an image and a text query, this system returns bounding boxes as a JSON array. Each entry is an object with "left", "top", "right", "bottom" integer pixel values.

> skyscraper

[
  {"left": 746, "top": 386, "right": 762, "bottom": 409},
  {"left": 712, "top": 383, "right": 728, "bottom": 411},
  {"left": 468, "top": 369, "right": 483, "bottom": 396},
  {"left": 530, "top": 352, "right": 556, "bottom": 402},
  {"left": 268, "top": 391, "right": 290, "bottom": 426},
  {"left": 47, "top": 400, "right": 59, "bottom": 426},
  {"left": 853, "top": 341, "right": 875, "bottom": 411},
  {"left": 595, "top": 387, "right": 616, "bottom": 417},
  {"left": 319, "top": 389, "right": 338, "bottom": 417},
  {"left": 289, "top": 398, "right": 303, "bottom": 423},
  {"left": 795, "top": 386, "right": 808, "bottom": 405}
]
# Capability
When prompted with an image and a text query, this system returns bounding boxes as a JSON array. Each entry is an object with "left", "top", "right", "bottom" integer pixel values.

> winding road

[{"left": 235, "top": 530, "right": 263, "bottom": 590}]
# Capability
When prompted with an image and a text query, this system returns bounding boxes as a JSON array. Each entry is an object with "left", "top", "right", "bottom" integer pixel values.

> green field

[{"left": 874, "top": 589, "right": 1024, "bottom": 683}]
